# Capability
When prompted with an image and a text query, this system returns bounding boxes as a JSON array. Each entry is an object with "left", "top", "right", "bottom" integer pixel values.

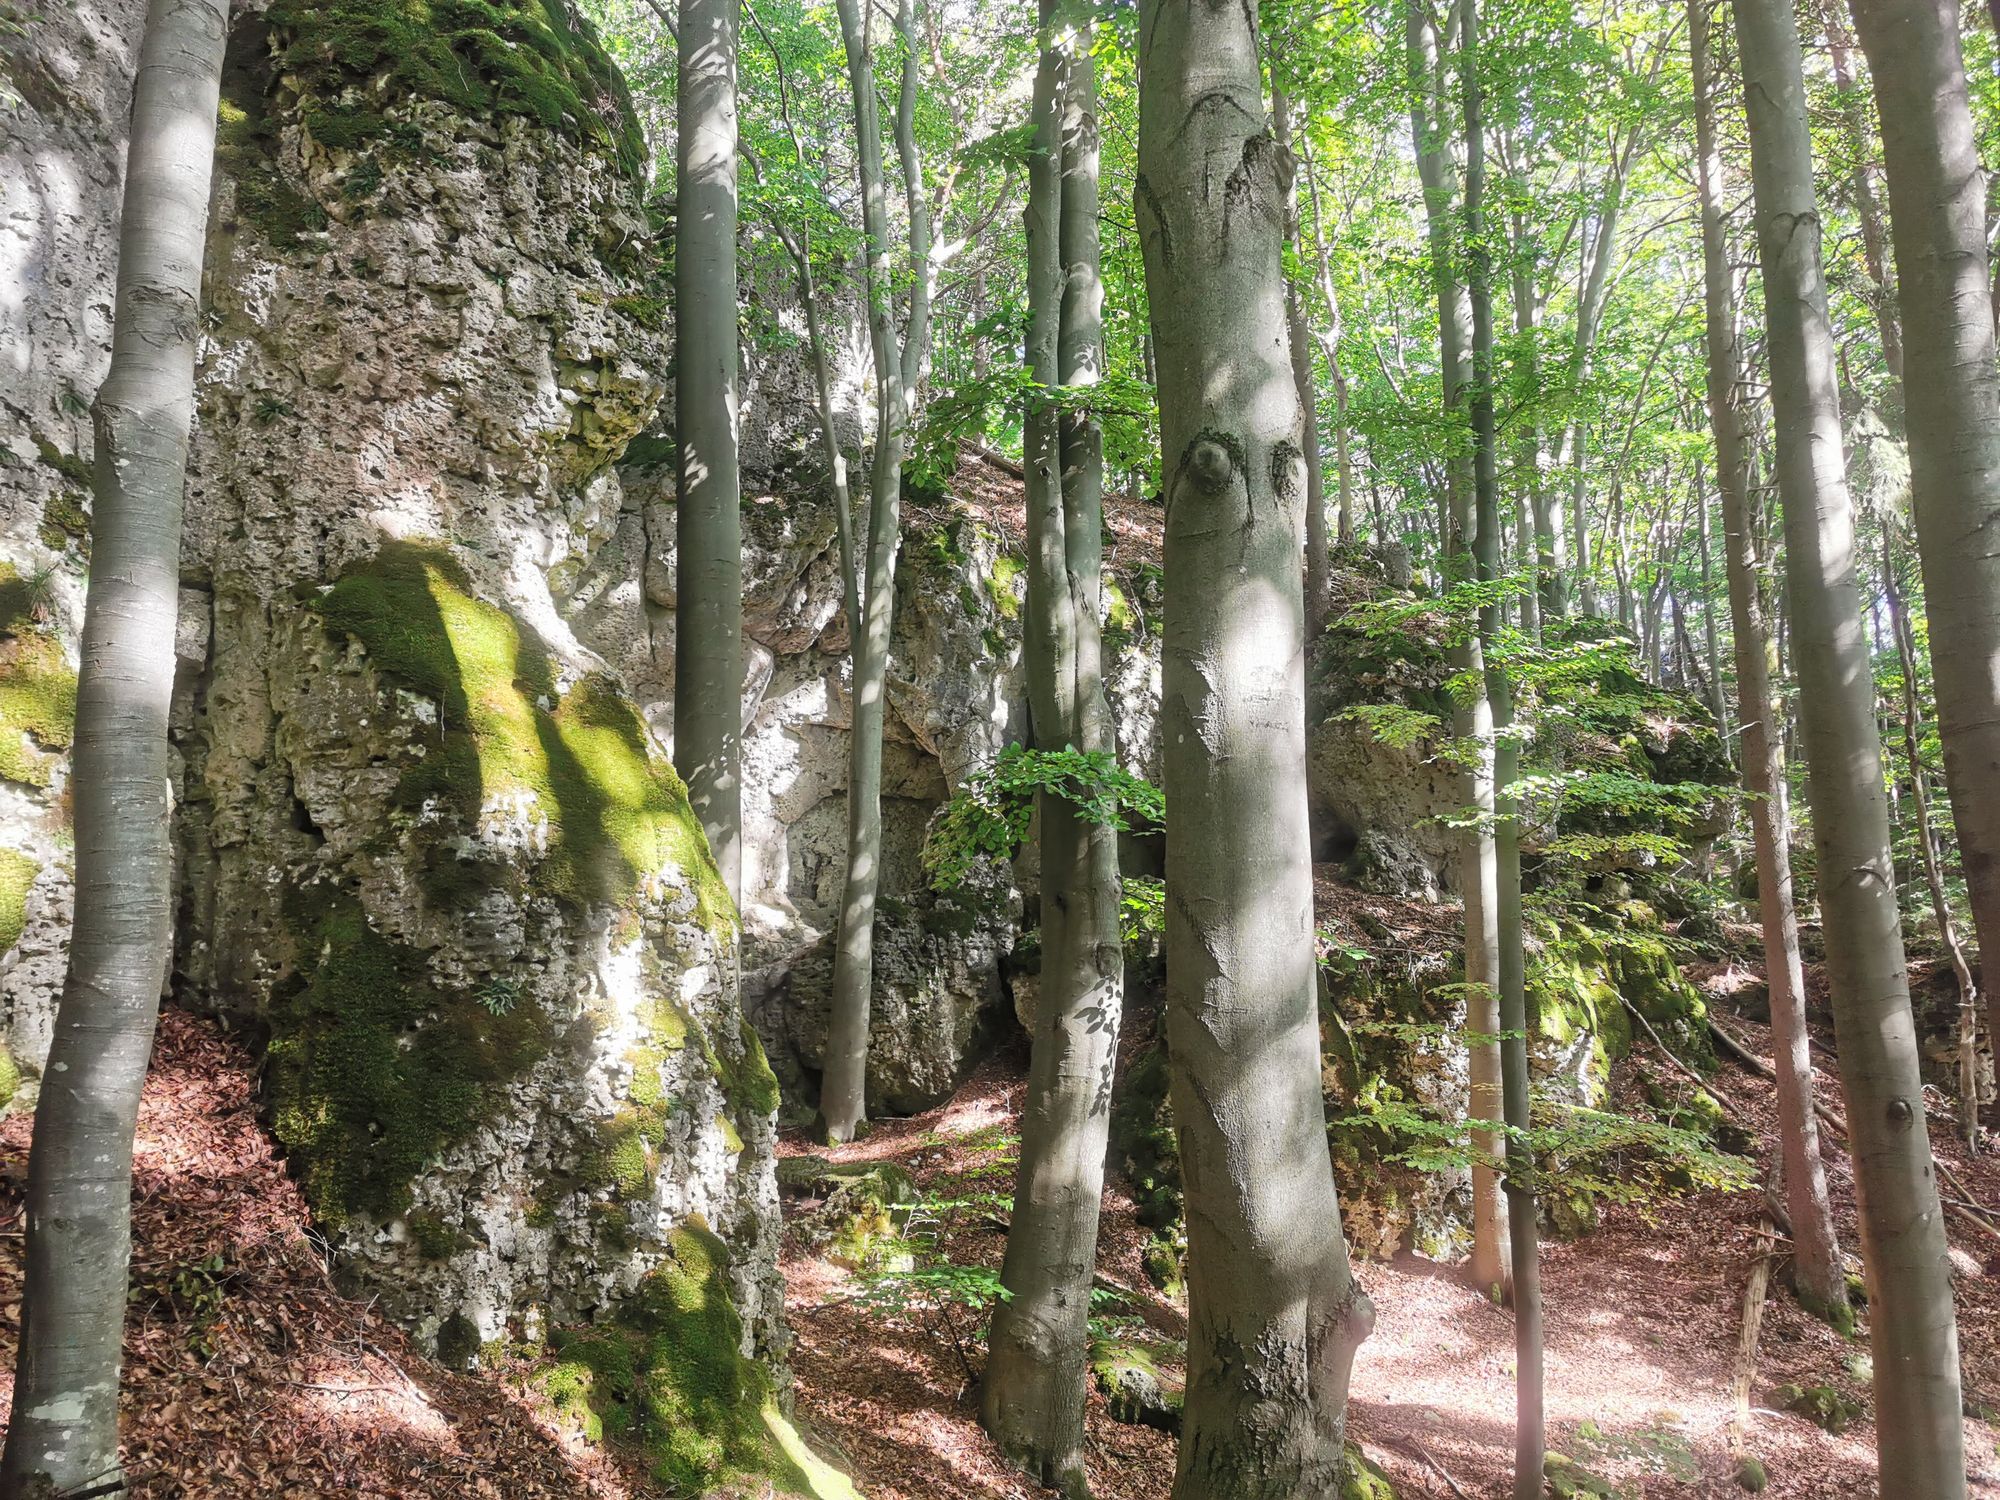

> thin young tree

[
  {"left": 1849, "top": 0, "right": 2000, "bottom": 1076},
  {"left": 1408, "top": 0, "right": 1508, "bottom": 1299},
  {"left": 1461, "top": 1, "right": 1540, "bottom": 1489},
  {"left": 0, "top": 0, "right": 231, "bottom": 1491},
  {"left": 1689, "top": 0, "right": 1848, "bottom": 1324},
  {"left": 1880, "top": 525, "right": 1981, "bottom": 1144},
  {"left": 1733, "top": 0, "right": 1966, "bottom": 1485},
  {"left": 1137, "top": 3, "right": 1373, "bottom": 1493},
  {"left": 674, "top": 0, "right": 744, "bottom": 905},
  {"left": 1272, "top": 77, "right": 1332, "bottom": 639},
  {"left": 979, "top": 7, "right": 1123, "bottom": 1487},
  {"left": 819, "top": 0, "right": 936, "bottom": 1142}
]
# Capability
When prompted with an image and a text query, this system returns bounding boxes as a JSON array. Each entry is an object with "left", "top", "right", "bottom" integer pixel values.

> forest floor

[
  {"left": 0, "top": 944, "right": 1993, "bottom": 1498},
  {"left": 775, "top": 922, "right": 2000, "bottom": 1500}
]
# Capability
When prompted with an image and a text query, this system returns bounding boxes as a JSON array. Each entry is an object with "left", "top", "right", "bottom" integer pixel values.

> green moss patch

[
  {"left": 537, "top": 1222, "right": 861, "bottom": 1498},
  {"left": 0, "top": 847, "right": 40, "bottom": 956},
  {"left": 268, "top": 890, "right": 553, "bottom": 1223},
  {"left": 0, "top": 565, "right": 76, "bottom": 787},
  {"left": 315, "top": 543, "right": 732, "bottom": 934},
  {"left": 263, "top": 0, "right": 646, "bottom": 177}
]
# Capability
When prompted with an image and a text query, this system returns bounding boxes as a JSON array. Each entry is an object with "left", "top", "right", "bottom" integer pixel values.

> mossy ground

[
  {"left": 262, "top": 0, "right": 646, "bottom": 177},
  {"left": 0, "top": 564, "right": 76, "bottom": 788},
  {"left": 268, "top": 889, "right": 553, "bottom": 1223},
  {"left": 315, "top": 542, "right": 733, "bottom": 935},
  {"left": 536, "top": 1222, "right": 860, "bottom": 1498}
]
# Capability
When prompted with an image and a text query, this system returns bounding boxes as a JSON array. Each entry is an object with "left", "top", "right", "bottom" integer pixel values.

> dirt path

[{"left": 781, "top": 989, "right": 2000, "bottom": 1499}]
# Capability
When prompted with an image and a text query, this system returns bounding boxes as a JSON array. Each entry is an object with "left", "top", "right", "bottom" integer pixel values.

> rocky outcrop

[{"left": 1, "top": 0, "right": 790, "bottom": 1368}]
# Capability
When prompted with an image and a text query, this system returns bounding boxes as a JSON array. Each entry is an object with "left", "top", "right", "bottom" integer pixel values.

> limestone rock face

[{"left": 0, "top": 0, "right": 787, "bottom": 1362}]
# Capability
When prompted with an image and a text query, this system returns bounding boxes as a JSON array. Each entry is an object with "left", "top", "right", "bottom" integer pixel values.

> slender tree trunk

[
  {"left": 981, "top": 8, "right": 1123, "bottom": 1489},
  {"left": 821, "top": 0, "right": 933, "bottom": 1143},
  {"left": 0, "top": 0, "right": 229, "bottom": 1491},
  {"left": 1693, "top": 463, "right": 1729, "bottom": 742},
  {"left": 1822, "top": 0, "right": 1904, "bottom": 390},
  {"left": 1273, "top": 81, "right": 1331, "bottom": 639},
  {"left": 1462, "top": 5, "right": 1540, "bottom": 1489},
  {"left": 1299, "top": 141, "right": 1358, "bottom": 550},
  {"left": 1881, "top": 527, "right": 1983, "bottom": 1143},
  {"left": 1510, "top": 209, "right": 1564, "bottom": 624},
  {"left": 1851, "top": 0, "right": 2000, "bottom": 1079},
  {"left": 1137, "top": 4, "right": 1372, "bottom": 1491},
  {"left": 1408, "top": 0, "right": 1508, "bottom": 1299},
  {"left": 674, "top": 0, "right": 744, "bottom": 906},
  {"left": 1734, "top": 0, "right": 1966, "bottom": 1485}
]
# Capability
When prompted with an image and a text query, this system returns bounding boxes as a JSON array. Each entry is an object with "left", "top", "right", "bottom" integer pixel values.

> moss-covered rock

[
  {"left": 1544, "top": 1452, "right": 1617, "bottom": 1498},
  {"left": 537, "top": 1222, "right": 861, "bottom": 1498},
  {"left": 1090, "top": 1336, "right": 1185, "bottom": 1433},
  {"left": 315, "top": 542, "right": 733, "bottom": 936},
  {"left": 1779, "top": 1381, "right": 1865, "bottom": 1434},
  {"left": 261, "top": 0, "right": 646, "bottom": 177},
  {"left": 0, "top": 847, "right": 40, "bottom": 957},
  {"left": 0, "top": 563, "right": 76, "bottom": 788},
  {"left": 777, "top": 1156, "right": 920, "bottom": 1272},
  {"left": 1340, "top": 1442, "right": 1396, "bottom": 1499},
  {"left": 268, "top": 889, "right": 554, "bottom": 1224}
]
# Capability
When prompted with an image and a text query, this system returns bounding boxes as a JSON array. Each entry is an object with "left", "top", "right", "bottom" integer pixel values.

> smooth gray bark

[
  {"left": 1273, "top": 81, "right": 1331, "bottom": 640},
  {"left": 1822, "top": 0, "right": 1903, "bottom": 390},
  {"left": 1407, "top": 0, "right": 1507, "bottom": 1297},
  {"left": 0, "top": 0, "right": 229, "bottom": 1491},
  {"left": 674, "top": 0, "right": 744, "bottom": 906},
  {"left": 1881, "top": 527, "right": 1982, "bottom": 1144},
  {"left": 1735, "top": 0, "right": 1966, "bottom": 1485},
  {"left": 980, "top": 7, "right": 1122, "bottom": 1490},
  {"left": 1689, "top": 0, "right": 1848, "bottom": 1322},
  {"left": 1462, "top": 5, "right": 1539, "bottom": 1488},
  {"left": 1136, "top": 3, "right": 1372, "bottom": 1492},
  {"left": 821, "top": 0, "right": 934, "bottom": 1142},
  {"left": 1850, "top": 0, "right": 2000, "bottom": 1080}
]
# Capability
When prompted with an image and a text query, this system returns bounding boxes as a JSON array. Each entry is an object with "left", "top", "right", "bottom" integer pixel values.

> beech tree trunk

[
  {"left": 1689, "top": 0, "right": 1848, "bottom": 1323},
  {"left": 1462, "top": 6, "right": 1540, "bottom": 1489},
  {"left": 980, "top": 7, "right": 1123, "bottom": 1489},
  {"left": 1734, "top": 0, "right": 1967, "bottom": 1486},
  {"left": 1136, "top": 4, "right": 1372, "bottom": 1492},
  {"left": 1850, "top": 0, "right": 2000, "bottom": 1077},
  {"left": 821, "top": 0, "right": 934, "bottom": 1143},
  {"left": 0, "top": 0, "right": 229, "bottom": 1491},
  {"left": 673, "top": 0, "right": 744, "bottom": 906},
  {"left": 1881, "top": 527, "right": 1982, "bottom": 1144},
  {"left": 1822, "top": 0, "right": 1903, "bottom": 390},
  {"left": 1408, "top": 0, "right": 1508, "bottom": 1299},
  {"left": 1273, "top": 80, "right": 1331, "bottom": 640}
]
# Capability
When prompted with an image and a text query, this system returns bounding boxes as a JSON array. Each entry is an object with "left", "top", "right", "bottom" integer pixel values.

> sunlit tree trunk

[
  {"left": 1462, "top": 4, "right": 1539, "bottom": 1490},
  {"left": 980, "top": 7, "right": 1123, "bottom": 1489},
  {"left": 1822, "top": 0, "right": 1903, "bottom": 390},
  {"left": 1408, "top": 0, "right": 1507, "bottom": 1298},
  {"left": 0, "top": 0, "right": 229, "bottom": 1491},
  {"left": 1137, "top": 4, "right": 1372, "bottom": 1492},
  {"left": 821, "top": 0, "right": 934, "bottom": 1142},
  {"left": 1689, "top": 0, "right": 1848, "bottom": 1324},
  {"left": 1734, "top": 0, "right": 1967, "bottom": 1485},
  {"left": 1272, "top": 80, "right": 1331, "bottom": 640},
  {"left": 1850, "top": 0, "right": 2000, "bottom": 1083},
  {"left": 673, "top": 0, "right": 744, "bottom": 906}
]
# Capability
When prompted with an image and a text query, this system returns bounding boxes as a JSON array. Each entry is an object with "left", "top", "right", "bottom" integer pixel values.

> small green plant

[
  {"left": 475, "top": 977, "right": 524, "bottom": 1016},
  {"left": 134, "top": 1251, "right": 233, "bottom": 1361},
  {"left": 923, "top": 744, "right": 1163, "bottom": 889}
]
